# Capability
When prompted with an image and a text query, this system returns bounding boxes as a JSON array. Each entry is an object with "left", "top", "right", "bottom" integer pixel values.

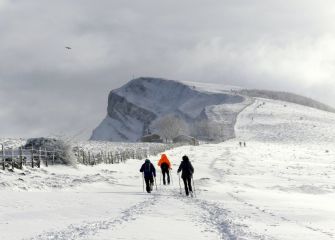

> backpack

[
  {"left": 144, "top": 162, "right": 152, "bottom": 174},
  {"left": 161, "top": 162, "right": 169, "bottom": 171}
]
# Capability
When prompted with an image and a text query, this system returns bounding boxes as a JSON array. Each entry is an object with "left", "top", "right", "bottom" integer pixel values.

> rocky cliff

[{"left": 91, "top": 77, "right": 334, "bottom": 142}]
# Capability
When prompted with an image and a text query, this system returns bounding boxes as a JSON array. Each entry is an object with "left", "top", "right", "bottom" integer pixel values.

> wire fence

[
  {"left": 0, "top": 144, "right": 59, "bottom": 170},
  {"left": 0, "top": 142, "right": 180, "bottom": 171},
  {"left": 74, "top": 142, "right": 178, "bottom": 165},
  {"left": 75, "top": 148, "right": 147, "bottom": 165}
]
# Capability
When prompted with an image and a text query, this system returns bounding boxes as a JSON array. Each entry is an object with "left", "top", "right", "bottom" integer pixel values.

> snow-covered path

[
  {"left": 1, "top": 97, "right": 335, "bottom": 239},
  {"left": 0, "top": 157, "right": 264, "bottom": 240}
]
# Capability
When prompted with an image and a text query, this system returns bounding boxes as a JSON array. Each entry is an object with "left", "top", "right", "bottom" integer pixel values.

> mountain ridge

[{"left": 91, "top": 77, "right": 334, "bottom": 142}]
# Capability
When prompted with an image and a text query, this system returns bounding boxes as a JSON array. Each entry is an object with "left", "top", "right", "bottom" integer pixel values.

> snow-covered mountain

[{"left": 90, "top": 77, "right": 335, "bottom": 142}]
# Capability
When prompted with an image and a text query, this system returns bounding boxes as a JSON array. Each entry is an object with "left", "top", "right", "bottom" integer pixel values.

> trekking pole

[
  {"left": 142, "top": 173, "right": 144, "bottom": 192},
  {"left": 178, "top": 172, "right": 182, "bottom": 195},
  {"left": 170, "top": 169, "right": 173, "bottom": 185},
  {"left": 160, "top": 171, "right": 162, "bottom": 185},
  {"left": 155, "top": 177, "right": 158, "bottom": 191},
  {"left": 192, "top": 176, "right": 196, "bottom": 197}
]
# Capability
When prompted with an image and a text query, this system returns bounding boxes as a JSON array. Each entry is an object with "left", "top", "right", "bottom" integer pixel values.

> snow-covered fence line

[
  {"left": 0, "top": 144, "right": 60, "bottom": 170},
  {"left": 0, "top": 139, "right": 185, "bottom": 170},
  {"left": 74, "top": 148, "right": 144, "bottom": 165},
  {"left": 73, "top": 141, "right": 181, "bottom": 166}
]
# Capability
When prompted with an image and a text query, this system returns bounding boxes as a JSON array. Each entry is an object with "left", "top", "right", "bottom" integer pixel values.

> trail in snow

[
  {"left": 26, "top": 187, "right": 256, "bottom": 240},
  {"left": 28, "top": 196, "right": 157, "bottom": 240}
]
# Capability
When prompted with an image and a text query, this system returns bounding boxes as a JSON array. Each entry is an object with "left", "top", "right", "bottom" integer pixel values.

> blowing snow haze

[{"left": 1, "top": 0, "right": 335, "bottom": 138}]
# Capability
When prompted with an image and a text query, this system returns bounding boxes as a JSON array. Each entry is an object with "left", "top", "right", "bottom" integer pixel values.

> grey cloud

[{"left": 1, "top": 0, "right": 335, "bottom": 138}]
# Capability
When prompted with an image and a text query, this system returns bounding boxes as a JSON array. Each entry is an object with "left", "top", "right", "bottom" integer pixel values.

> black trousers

[
  {"left": 144, "top": 176, "right": 154, "bottom": 193},
  {"left": 161, "top": 168, "right": 170, "bottom": 185},
  {"left": 182, "top": 176, "right": 193, "bottom": 196}
]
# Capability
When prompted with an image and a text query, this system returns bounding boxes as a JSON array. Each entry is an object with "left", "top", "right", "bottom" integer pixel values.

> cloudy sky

[{"left": 1, "top": 0, "right": 335, "bottom": 139}]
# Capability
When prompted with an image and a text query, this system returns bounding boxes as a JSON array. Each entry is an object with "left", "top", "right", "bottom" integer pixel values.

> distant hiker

[
  {"left": 140, "top": 159, "right": 156, "bottom": 193},
  {"left": 158, "top": 154, "right": 172, "bottom": 185},
  {"left": 243, "top": 142, "right": 246, "bottom": 147},
  {"left": 239, "top": 142, "right": 242, "bottom": 147},
  {"left": 177, "top": 155, "right": 194, "bottom": 196}
]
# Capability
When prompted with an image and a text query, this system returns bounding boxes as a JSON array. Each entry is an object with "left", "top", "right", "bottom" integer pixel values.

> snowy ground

[{"left": 1, "top": 98, "right": 335, "bottom": 240}]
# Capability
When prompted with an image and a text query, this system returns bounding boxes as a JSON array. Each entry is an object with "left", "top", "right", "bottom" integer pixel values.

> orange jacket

[{"left": 158, "top": 154, "right": 172, "bottom": 169}]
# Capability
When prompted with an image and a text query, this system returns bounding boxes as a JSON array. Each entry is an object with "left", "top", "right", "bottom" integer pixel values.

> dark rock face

[
  {"left": 91, "top": 77, "right": 248, "bottom": 142},
  {"left": 107, "top": 93, "right": 157, "bottom": 135}
]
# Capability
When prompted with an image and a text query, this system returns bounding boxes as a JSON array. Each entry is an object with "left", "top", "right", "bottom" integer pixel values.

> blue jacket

[{"left": 140, "top": 161, "right": 156, "bottom": 178}]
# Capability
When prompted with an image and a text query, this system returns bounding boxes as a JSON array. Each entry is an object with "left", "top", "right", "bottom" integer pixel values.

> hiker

[
  {"left": 177, "top": 155, "right": 194, "bottom": 196},
  {"left": 158, "top": 154, "right": 172, "bottom": 185},
  {"left": 140, "top": 159, "right": 156, "bottom": 193}
]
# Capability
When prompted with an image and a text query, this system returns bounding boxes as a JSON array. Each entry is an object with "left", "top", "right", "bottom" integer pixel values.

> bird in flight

[{"left": 65, "top": 46, "right": 72, "bottom": 50}]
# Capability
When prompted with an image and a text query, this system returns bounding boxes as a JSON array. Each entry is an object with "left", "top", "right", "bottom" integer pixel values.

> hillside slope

[
  {"left": 91, "top": 77, "right": 334, "bottom": 142},
  {"left": 236, "top": 98, "right": 335, "bottom": 143}
]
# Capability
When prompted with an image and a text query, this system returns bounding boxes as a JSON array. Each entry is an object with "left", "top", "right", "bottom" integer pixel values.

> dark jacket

[
  {"left": 177, "top": 159, "right": 194, "bottom": 178},
  {"left": 140, "top": 161, "right": 156, "bottom": 178}
]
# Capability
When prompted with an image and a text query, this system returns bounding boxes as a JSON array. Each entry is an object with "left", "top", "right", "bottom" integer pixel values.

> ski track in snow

[
  {"left": 170, "top": 190, "right": 258, "bottom": 240},
  {"left": 184, "top": 195, "right": 270, "bottom": 240},
  {"left": 26, "top": 187, "right": 257, "bottom": 240},
  {"left": 226, "top": 192, "right": 334, "bottom": 239},
  {"left": 208, "top": 145, "right": 334, "bottom": 239},
  {"left": 27, "top": 196, "right": 158, "bottom": 240}
]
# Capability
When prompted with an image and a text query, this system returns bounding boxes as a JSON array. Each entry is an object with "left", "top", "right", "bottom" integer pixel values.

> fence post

[
  {"left": 82, "top": 151, "right": 85, "bottom": 165},
  {"left": 77, "top": 149, "right": 80, "bottom": 164},
  {"left": 1, "top": 144, "right": 4, "bottom": 170},
  {"left": 52, "top": 151, "right": 55, "bottom": 165},
  {"left": 31, "top": 146, "right": 34, "bottom": 168},
  {"left": 77, "top": 146, "right": 80, "bottom": 163},
  {"left": 38, "top": 147, "right": 41, "bottom": 168},
  {"left": 45, "top": 148, "right": 48, "bottom": 167},
  {"left": 19, "top": 147, "right": 23, "bottom": 169},
  {"left": 11, "top": 148, "right": 14, "bottom": 170}
]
